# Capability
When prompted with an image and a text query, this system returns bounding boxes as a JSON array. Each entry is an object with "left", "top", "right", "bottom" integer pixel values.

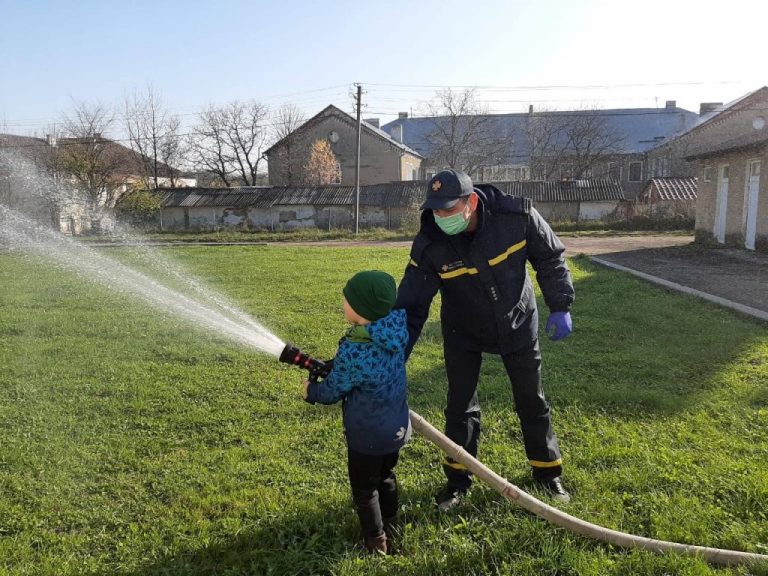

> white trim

[
  {"left": 744, "top": 159, "right": 761, "bottom": 250},
  {"left": 715, "top": 164, "right": 730, "bottom": 244}
]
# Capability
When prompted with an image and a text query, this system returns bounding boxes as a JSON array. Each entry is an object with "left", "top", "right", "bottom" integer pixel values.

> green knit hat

[{"left": 343, "top": 270, "right": 397, "bottom": 322}]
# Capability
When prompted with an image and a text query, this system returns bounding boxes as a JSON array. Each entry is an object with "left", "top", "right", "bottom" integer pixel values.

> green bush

[{"left": 115, "top": 189, "right": 162, "bottom": 227}]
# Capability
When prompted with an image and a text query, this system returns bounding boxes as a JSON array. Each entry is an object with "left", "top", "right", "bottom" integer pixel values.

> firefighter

[{"left": 395, "top": 169, "right": 575, "bottom": 510}]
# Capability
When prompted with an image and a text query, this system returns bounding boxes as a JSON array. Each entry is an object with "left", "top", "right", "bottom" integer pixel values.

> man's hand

[{"left": 546, "top": 311, "right": 572, "bottom": 341}]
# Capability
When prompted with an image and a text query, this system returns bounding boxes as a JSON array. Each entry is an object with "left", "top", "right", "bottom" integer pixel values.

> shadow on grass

[
  {"left": 108, "top": 479, "right": 520, "bottom": 576},
  {"left": 405, "top": 257, "right": 767, "bottom": 420}
]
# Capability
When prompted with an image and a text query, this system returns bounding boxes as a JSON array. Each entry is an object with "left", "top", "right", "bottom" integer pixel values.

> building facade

[
  {"left": 687, "top": 134, "right": 768, "bottom": 251},
  {"left": 265, "top": 105, "right": 423, "bottom": 186},
  {"left": 380, "top": 102, "right": 700, "bottom": 199}
]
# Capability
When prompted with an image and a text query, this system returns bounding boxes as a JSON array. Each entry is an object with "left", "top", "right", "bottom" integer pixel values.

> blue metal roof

[{"left": 381, "top": 107, "right": 700, "bottom": 162}]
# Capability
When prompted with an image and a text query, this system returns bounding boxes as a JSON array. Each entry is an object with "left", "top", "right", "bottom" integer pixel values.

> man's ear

[{"left": 468, "top": 191, "right": 479, "bottom": 211}]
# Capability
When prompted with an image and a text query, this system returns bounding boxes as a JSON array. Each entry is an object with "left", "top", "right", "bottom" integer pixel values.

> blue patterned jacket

[{"left": 305, "top": 308, "right": 411, "bottom": 455}]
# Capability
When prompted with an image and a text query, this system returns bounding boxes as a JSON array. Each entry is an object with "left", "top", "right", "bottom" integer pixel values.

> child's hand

[{"left": 302, "top": 378, "right": 310, "bottom": 400}]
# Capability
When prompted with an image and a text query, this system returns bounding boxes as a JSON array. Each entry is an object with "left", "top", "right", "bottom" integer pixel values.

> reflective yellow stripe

[
  {"left": 442, "top": 458, "right": 468, "bottom": 470},
  {"left": 528, "top": 459, "right": 562, "bottom": 468},
  {"left": 488, "top": 239, "right": 527, "bottom": 267},
  {"left": 438, "top": 267, "right": 478, "bottom": 279},
  {"left": 409, "top": 258, "right": 418, "bottom": 267}
]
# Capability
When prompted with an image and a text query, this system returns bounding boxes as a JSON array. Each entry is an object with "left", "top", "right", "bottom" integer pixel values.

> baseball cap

[{"left": 420, "top": 170, "right": 475, "bottom": 210}]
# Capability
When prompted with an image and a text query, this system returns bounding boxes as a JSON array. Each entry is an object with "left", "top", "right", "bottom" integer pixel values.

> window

[
  {"left": 412, "top": 168, "right": 418, "bottom": 180},
  {"left": 609, "top": 162, "right": 622, "bottom": 181},
  {"left": 560, "top": 164, "right": 575, "bottom": 180},
  {"left": 333, "top": 162, "right": 342, "bottom": 184},
  {"left": 703, "top": 166, "right": 714, "bottom": 182},
  {"left": 629, "top": 161, "right": 643, "bottom": 182},
  {"left": 750, "top": 161, "right": 761, "bottom": 177}
]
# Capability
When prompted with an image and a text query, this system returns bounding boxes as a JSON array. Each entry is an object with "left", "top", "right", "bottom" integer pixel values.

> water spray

[{"left": 2, "top": 148, "right": 765, "bottom": 566}]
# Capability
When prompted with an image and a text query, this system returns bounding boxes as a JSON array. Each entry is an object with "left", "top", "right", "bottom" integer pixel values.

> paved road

[
  {"left": 592, "top": 244, "right": 768, "bottom": 318},
  {"left": 561, "top": 234, "right": 693, "bottom": 256}
]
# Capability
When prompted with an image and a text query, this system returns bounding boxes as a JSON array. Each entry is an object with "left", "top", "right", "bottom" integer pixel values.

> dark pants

[
  {"left": 442, "top": 334, "right": 562, "bottom": 490},
  {"left": 347, "top": 448, "right": 400, "bottom": 538}
]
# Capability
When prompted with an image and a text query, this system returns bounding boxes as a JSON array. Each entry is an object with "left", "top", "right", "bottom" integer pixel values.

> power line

[
  {"left": 362, "top": 80, "right": 744, "bottom": 91},
  {"left": 0, "top": 85, "right": 354, "bottom": 129}
]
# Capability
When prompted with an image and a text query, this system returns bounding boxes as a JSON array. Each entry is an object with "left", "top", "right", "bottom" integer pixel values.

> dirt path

[{"left": 593, "top": 245, "right": 768, "bottom": 316}]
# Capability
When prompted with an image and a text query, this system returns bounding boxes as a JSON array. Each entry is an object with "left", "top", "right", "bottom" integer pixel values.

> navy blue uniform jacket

[{"left": 395, "top": 184, "right": 575, "bottom": 357}]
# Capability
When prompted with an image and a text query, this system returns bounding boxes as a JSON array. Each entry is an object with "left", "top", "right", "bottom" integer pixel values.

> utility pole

[{"left": 354, "top": 83, "right": 362, "bottom": 234}]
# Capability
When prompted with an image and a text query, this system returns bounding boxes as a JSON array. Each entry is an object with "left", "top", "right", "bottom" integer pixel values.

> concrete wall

[
  {"left": 634, "top": 200, "right": 696, "bottom": 220},
  {"left": 158, "top": 204, "right": 412, "bottom": 231},
  {"left": 694, "top": 147, "right": 768, "bottom": 251},
  {"left": 534, "top": 201, "right": 578, "bottom": 221},
  {"left": 579, "top": 201, "right": 621, "bottom": 221}
]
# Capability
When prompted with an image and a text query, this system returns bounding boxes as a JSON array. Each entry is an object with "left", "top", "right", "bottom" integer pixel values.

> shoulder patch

[{"left": 498, "top": 195, "right": 531, "bottom": 215}]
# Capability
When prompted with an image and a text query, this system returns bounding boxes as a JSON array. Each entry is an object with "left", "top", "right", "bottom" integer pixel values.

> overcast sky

[{"left": 1, "top": 0, "right": 766, "bottom": 136}]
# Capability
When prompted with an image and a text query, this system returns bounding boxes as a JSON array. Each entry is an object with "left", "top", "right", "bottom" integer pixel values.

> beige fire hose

[{"left": 409, "top": 410, "right": 768, "bottom": 567}]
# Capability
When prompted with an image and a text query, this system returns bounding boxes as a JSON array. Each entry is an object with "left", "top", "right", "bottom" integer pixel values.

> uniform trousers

[{"left": 441, "top": 325, "right": 562, "bottom": 489}]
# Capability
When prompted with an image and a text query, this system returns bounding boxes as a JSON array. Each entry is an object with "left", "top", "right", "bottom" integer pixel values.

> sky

[{"left": 1, "top": 0, "right": 766, "bottom": 138}]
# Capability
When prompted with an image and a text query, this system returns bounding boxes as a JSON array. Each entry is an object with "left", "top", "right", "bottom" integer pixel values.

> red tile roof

[{"left": 642, "top": 177, "right": 698, "bottom": 201}]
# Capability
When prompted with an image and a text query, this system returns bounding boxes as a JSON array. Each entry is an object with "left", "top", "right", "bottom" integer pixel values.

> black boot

[
  {"left": 364, "top": 533, "right": 388, "bottom": 555},
  {"left": 534, "top": 476, "right": 571, "bottom": 503}
]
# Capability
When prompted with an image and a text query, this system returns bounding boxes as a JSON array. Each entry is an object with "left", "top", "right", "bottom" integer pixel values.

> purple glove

[{"left": 546, "top": 311, "right": 572, "bottom": 341}]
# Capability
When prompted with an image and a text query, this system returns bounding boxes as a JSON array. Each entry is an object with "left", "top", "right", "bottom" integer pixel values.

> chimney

[
  {"left": 665, "top": 100, "right": 676, "bottom": 110},
  {"left": 398, "top": 111, "right": 409, "bottom": 119},
  {"left": 364, "top": 118, "right": 380, "bottom": 129},
  {"left": 699, "top": 102, "right": 723, "bottom": 115},
  {"left": 529, "top": 104, "right": 534, "bottom": 114}
]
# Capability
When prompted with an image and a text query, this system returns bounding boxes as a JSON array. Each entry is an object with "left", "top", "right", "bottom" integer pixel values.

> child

[{"left": 303, "top": 270, "right": 411, "bottom": 555}]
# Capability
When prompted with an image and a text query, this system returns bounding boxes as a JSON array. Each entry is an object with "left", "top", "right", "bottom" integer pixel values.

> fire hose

[{"left": 281, "top": 343, "right": 768, "bottom": 567}]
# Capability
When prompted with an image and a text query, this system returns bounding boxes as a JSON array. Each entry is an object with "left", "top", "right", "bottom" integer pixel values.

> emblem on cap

[{"left": 431, "top": 180, "right": 442, "bottom": 192}]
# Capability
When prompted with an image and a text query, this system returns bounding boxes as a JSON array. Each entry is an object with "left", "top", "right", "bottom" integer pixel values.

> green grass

[
  {"left": 80, "top": 227, "right": 417, "bottom": 244},
  {"left": 78, "top": 227, "right": 690, "bottom": 244},
  {"left": 1, "top": 246, "right": 767, "bottom": 575}
]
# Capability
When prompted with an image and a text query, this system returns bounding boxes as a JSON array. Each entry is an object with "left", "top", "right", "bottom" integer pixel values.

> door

[
  {"left": 715, "top": 165, "right": 730, "bottom": 244},
  {"left": 745, "top": 160, "right": 761, "bottom": 250}
]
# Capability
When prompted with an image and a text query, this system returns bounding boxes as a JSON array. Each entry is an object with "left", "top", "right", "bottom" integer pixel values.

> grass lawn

[
  {"left": 0, "top": 245, "right": 766, "bottom": 575},
  {"left": 74, "top": 227, "right": 692, "bottom": 244}
]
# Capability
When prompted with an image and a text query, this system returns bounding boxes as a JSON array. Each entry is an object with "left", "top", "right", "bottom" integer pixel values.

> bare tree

[
  {"left": 526, "top": 108, "right": 626, "bottom": 180},
  {"left": 57, "top": 101, "right": 124, "bottom": 211},
  {"left": 124, "top": 86, "right": 184, "bottom": 188},
  {"left": 188, "top": 100, "right": 269, "bottom": 187},
  {"left": 303, "top": 139, "right": 340, "bottom": 185},
  {"left": 424, "top": 88, "right": 510, "bottom": 176},
  {"left": 268, "top": 104, "right": 306, "bottom": 186}
]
